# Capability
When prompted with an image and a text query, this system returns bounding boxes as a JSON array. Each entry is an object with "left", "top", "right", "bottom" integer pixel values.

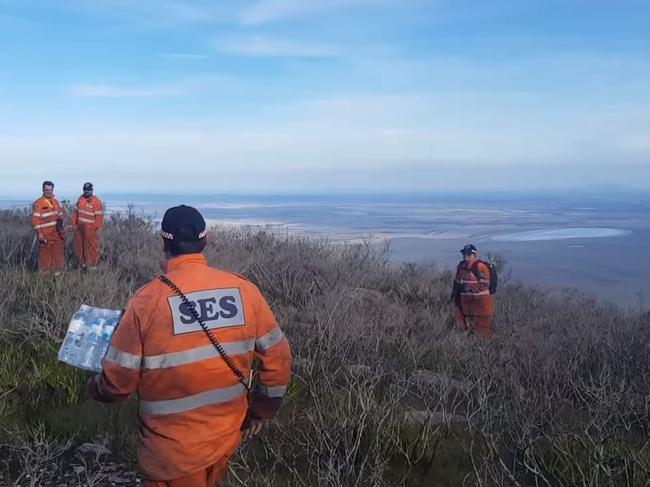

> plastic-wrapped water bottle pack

[{"left": 58, "top": 305, "right": 122, "bottom": 372}]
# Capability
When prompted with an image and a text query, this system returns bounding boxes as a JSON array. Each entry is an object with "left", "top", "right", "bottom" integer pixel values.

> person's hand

[
  {"left": 38, "top": 238, "right": 47, "bottom": 245},
  {"left": 241, "top": 419, "right": 264, "bottom": 441}
]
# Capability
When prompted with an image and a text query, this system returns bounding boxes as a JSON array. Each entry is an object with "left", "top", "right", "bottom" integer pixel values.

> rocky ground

[{"left": 0, "top": 443, "right": 140, "bottom": 487}]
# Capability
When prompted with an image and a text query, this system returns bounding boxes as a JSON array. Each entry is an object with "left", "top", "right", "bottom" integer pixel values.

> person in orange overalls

[
  {"left": 452, "top": 244, "right": 494, "bottom": 337},
  {"left": 72, "top": 182, "right": 104, "bottom": 269},
  {"left": 32, "top": 180, "right": 65, "bottom": 274},
  {"left": 87, "top": 205, "right": 292, "bottom": 487}
]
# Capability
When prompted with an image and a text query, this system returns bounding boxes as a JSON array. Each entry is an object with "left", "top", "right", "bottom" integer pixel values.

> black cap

[
  {"left": 461, "top": 244, "right": 478, "bottom": 255},
  {"left": 83, "top": 182, "right": 94, "bottom": 191},
  {"left": 161, "top": 205, "right": 207, "bottom": 242}
]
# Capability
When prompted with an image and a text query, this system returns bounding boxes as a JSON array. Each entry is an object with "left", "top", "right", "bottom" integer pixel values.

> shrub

[{"left": 0, "top": 209, "right": 648, "bottom": 486}]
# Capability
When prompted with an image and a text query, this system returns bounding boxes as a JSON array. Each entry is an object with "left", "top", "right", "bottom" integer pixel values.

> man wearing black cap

[
  {"left": 87, "top": 205, "right": 292, "bottom": 487},
  {"left": 71, "top": 182, "right": 104, "bottom": 269},
  {"left": 451, "top": 244, "right": 495, "bottom": 337}
]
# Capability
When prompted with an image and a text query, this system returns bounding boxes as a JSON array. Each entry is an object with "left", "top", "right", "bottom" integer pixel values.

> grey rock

[
  {"left": 411, "top": 370, "right": 468, "bottom": 390},
  {"left": 108, "top": 475, "right": 132, "bottom": 484},
  {"left": 77, "top": 443, "right": 112, "bottom": 456},
  {"left": 404, "top": 409, "right": 467, "bottom": 426},
  {"left": 348, "top": 364, "right": 372, "bottom": 378},
  {"left": 350, "top": 287, "right": 383, "bottom": 301}
]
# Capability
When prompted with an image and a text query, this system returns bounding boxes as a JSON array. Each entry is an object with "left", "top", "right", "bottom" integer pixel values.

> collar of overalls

[{"left": 166, "top": 253, "right": 207, "bottom": 272}]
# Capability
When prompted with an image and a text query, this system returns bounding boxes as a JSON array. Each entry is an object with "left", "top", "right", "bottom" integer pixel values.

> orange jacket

[
  {"left": 72, "top": 195, "right": 104, "bottom": 228},
  {"left": 454, "top": 260, "right": 494, "bottom": 316},
  {"left": 32, "top": 196, "right": 64, "bottom": 241},
  {"left": 90, "top": 254, "right": 292, "bottom": 481}
]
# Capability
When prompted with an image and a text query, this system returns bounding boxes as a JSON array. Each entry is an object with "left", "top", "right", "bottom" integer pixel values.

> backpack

[{"left": 472, "top": 261, "right": 498, "bottom": 295}]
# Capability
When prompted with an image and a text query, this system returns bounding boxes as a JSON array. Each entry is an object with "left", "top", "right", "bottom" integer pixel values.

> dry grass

[{"left": 0, "top": 208, "right": 648, "bottom": 486}]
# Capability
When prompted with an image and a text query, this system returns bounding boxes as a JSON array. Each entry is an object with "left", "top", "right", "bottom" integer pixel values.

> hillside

[{"left": 0, "top": 208, "right": 648, "bottom": 486}]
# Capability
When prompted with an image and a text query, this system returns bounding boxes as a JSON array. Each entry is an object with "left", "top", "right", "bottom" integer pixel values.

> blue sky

[{"left": 0, "top": 0, "right": 649, "bottom": 196}]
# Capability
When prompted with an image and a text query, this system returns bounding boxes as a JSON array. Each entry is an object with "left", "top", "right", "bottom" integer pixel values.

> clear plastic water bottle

[{"left": 58, "top": 305, "right": 122, "bottom": 372}]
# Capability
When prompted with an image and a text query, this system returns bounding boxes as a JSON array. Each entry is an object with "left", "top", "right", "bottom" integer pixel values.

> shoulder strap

[{"left": 158, "top": 275, "right": 251, "bottom": 392}]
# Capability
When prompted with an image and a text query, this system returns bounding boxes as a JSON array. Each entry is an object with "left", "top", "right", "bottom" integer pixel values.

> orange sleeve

[
  {"left": 71, "top": 199, "right": 79, "bottom": 226},
  {"left": 95, "top": 197, "right": 104, "bottom": 228},
  {"left": 91, "top": 298, "right": 143, "bottom": 402},
  {"left": 249, "top": 286, "right": 292, "bottom": 420},
  {"left": 31, "top": 201, "right": 42, "bottom": 236}
]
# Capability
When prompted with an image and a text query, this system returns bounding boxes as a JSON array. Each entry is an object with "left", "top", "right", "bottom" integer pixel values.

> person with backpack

[
  {"left": 87, "top": 205, "right": 292, "bottom": 486},
  {"left": 71, "top": 182, "right": 104, "bottom": 269},
  {"left": 451, "top": 244, "right": 496, "bottom": 337}
]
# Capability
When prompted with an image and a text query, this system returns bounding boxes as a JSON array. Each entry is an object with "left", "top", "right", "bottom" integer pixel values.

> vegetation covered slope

[{"left": 0, "top": 209, "right": 648, "bottom": 486}]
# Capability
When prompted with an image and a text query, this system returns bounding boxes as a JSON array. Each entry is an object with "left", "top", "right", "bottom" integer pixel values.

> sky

[{"left": 0, "top": 0, "right": 649, "bottom": 196}]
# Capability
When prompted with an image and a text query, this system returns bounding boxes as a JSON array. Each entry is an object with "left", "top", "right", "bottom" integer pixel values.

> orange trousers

[
  {"left": 144, "top": 459, "right": 229, "bottom": 487},
  {"left": 74, "top": 225, "right": 100, "bottom": 267},
  {"left": 454, "top": 307, "right": 493, "bottom": 337},
  {"left": 38, "top": 238, "right": 64, "bottom": 272}
]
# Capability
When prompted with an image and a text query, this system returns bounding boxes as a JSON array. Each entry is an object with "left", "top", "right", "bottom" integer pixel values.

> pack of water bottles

[{"left": 58, "top": 305, "right": 122, "bottom": 372}]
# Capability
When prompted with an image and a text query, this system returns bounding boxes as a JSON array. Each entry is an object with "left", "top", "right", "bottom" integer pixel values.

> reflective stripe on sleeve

[
  {"left": 258, "top": 384, "right": 288, "bottom": 398},
  {"left": 140, "top": 383, "right": 247, "bottom": 416},
  {"left": 78, "top": 217, "right": 95, "bottom": 224},
  {"left": 34, "top": 221, "right": 58, "bottom": 230},
  {"left": 460, "top": 290, "right": 490, "bottom": 296},
  {"left": 104, "top": 345, "right": 142, "bottom": 369},
  {"left": 143, "top": 340, "right": 254, "bottom": 370},
  {"left": 255, "top": 326, "right": 285, "bottom": 351}
]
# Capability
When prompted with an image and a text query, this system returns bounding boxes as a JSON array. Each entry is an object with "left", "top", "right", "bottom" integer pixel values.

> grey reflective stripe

[
  {"left": 143, "top": 340, "right": 254, "bottom": 370},
  {"left": 258, "top": 384, "right": 288, "bottom": 398},
  {"left": 78, "top": 209, "right": 95, "bottom": 216},
  {"left": 41, "top": 211, "right": 56, "bottom": 218},
  {"left": 79, "top": 217, "right": 95, "bottom": 223},
  {"left": 104, "top": 346, "right": 142, "bottom": 369},
  {"left": 94, "top": 211, "right": 104, "bottom": 215},
  {"left": 140, "top": 383, "right": 246, "bottom": 416},
  {"left": 460, "top": 290, "right": 490, "bottom": 296},
  {"left": 460, "top": 279, "right": 490, "bottom": 284},
  {"left": 34, "top": 221, "right": 58, "bottom": 229},
  {"left": 256, "top": 327, "right": 285, "bottom": 351},
  {"left": 33, "top": 212, "right": 42, "bottom": 217}
]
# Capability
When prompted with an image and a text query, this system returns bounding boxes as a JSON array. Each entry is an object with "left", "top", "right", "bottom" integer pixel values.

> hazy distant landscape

[{"left": 3, "top": 191, "right": 648, "bottom": 305}]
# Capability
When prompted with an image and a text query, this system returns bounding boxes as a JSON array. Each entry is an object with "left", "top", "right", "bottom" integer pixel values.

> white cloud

[
  {"left": 239, "top": 0, "right": 393, "bottom": 25},
  {"left": 68, "top": 75, "right": 230, "bottom": 98},
  {"left": 69, "top": 84, "right": 183, "bottom": 98},
  {"left": 215, "top": 35, "right": 339, "bottom": 58},
  {"left": 72, "top": 0, "right": 238, "bottom": 26},
  {"left": 160, "top": 52, "right": 211, "bottom": 60}
]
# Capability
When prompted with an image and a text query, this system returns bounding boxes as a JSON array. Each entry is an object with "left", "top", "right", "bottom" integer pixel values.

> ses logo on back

[{"left": 168, "top": 288, "right": 245, "bottom": 335}]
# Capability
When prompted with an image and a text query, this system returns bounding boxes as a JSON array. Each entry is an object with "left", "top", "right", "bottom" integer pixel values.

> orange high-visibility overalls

[
  {"left": 72, "top": 195, "right": 104, "bottom": 267},
  {"left": 89, "top": 254, "right": 292, "bottom": 486},
  {"left": 32, "top": 196, "right": 64, "bottom": 272},
  {"left": 453, "top": 260, "right": 495, "bottom": 337}
]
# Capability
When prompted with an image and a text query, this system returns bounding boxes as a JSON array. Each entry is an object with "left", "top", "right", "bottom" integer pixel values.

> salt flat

[{"left": 3, "top": 191, "right": 649, "bottom": 305}]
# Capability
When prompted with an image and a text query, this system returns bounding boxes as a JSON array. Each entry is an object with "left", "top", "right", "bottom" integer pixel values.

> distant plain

[{"left": 3, "top": 191, "right": 649, "bottom": 306}]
